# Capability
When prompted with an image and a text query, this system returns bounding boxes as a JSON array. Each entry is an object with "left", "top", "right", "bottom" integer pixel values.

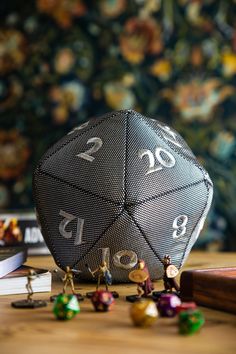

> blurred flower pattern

[
  {"left": 0, "top": 0, "right": 236, "bottom": 250},
  {"left": 120, "top": 17, "right": 163, "bottom": 64}
]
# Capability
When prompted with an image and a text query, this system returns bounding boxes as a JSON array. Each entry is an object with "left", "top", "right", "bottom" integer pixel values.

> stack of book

[{"left": 0, "top": 247, "right": 51, "bottom": 295}]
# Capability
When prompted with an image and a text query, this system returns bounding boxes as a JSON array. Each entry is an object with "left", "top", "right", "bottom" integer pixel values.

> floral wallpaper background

[{"left": 0, "top": 0, "right": 236, "bottom": 250}]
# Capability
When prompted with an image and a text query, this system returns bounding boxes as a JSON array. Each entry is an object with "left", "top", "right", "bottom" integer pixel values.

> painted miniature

[
  {"left": 92, "top": 261, "right": 112, "bottom": 291},
  {"left": 163, "top": 254, "right": 180, "bottom": 293},
  {"left": 50, "top": 266, "right": 84, "bottom": 302},
  {"left": 137, "top": 259, "right": 154, "bottom": 297},
  {"left": 86, "top": 261, "right": 119, "bottom": 298},
  {"left": 11, "top": 269, "right": 47, "bottom": 308},
  {"left": 152, "top": 254, "right": 180, "bottom": 300},
  {"left": 62, "top": 266, "right": 77, "bottom": 294},
  {"left": 126, "top": 259, "right": 154, "bottom": 302}
]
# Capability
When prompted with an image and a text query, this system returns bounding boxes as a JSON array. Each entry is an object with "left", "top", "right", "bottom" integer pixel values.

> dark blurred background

[{"left": 0, "top": 0, "right": 236, "bottom": 251}]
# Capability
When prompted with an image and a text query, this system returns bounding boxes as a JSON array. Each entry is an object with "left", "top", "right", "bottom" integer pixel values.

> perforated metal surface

[{"left": 33, "top": 109, "right": 213, "bottom": 282}]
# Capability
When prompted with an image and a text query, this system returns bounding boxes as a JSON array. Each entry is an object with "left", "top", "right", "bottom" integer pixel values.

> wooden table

[{"left": 1, "top": 252, "right": 236, "bottom": 354}]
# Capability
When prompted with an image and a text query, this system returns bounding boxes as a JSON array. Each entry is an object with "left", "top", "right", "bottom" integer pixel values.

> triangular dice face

[
  {"left": 125, "top": 111, "right": 205, "bottom": 204},
  {"left": 34, "top": 171, "right": 123, "bottom": 269},
  {"left": 39, "top": 111, "right": 116, "bottom": 165},
  {"left": 127, "top": 179, "right": 210, "bottom": 268},
  {"left": 181, "top": 177, "right": 213, "bottom": 266},
  {"left": 33, "top": 109, "right": 213, "bottom": 281},
  {"left": 39, "top": 111, "right": 128, "bottom": 204},
  {"left": 137, "top": 112, "right": 196, "bottom": 161},
  {"left": 75, "top": 210, "right": 164, "bottom": 282}
]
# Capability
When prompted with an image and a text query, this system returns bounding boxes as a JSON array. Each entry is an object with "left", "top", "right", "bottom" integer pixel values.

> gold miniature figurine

[
  {"left": 86, "top": 261, "right": 119, "bottom": 298},
  {"left": 11, "top": 269, "right": 47, "bottom": 308},
  {"left": 62, "top": 266, "right": 76, "bottom": 294},
  {"left": 50, "top": 266, "right": 84, "bottom": 302},
  {"left": 26, "top": 269, "right": 38, "bottom": 301},
  {"left": 91, "top": 261, "right": 112, "bottom": 291}
]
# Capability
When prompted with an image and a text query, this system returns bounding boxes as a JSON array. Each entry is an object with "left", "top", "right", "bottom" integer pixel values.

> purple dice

[{"left": 157, "top": 293, "right": 181, "bottom": 317}]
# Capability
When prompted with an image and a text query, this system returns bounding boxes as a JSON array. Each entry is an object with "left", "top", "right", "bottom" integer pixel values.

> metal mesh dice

[{"left": 33, "top": 109, "right": 213, "bottom": 282}]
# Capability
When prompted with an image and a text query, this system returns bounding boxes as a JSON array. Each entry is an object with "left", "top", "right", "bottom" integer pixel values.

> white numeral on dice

[
  {"left": 172, "top": 215, "right": 188, "bottom": 239},
  {"left": 112, "top": 250, "right": 138, "bottom": 270},
  {"left": 138, "top": 147, "right": 175, "bottom": 175},
  {"left": 158, "top": 124, "right": 182, "bottom": 148},
  {"left": 59, "top": 210, "right": 85, "bottom": 245},
  {"left": 68, "top": 121, "right": 89, "bottom": 135},
  {"left": 76, "top": 137, "right": 103, "bottom": 162}
]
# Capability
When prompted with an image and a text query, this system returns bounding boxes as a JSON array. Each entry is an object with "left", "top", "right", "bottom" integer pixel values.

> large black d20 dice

[{"left": 33, "top": 109, "right": 213, "bottom": 282}]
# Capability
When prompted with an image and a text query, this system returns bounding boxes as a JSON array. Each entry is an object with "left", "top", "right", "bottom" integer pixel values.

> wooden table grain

[{"left": 0, "top": 252, "right": 236, "bottom": 354}]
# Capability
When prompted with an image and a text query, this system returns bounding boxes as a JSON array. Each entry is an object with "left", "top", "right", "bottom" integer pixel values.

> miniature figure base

[
  {"left": 11, "top": 299, "right": 47, "bottom": 308},
  {"left": 152, "top": 290, "right": 180, "bottom": 301},
  {"left": 94, "top": 305, "right": 110, "bottom": 312},
  {"left": 50, "top": 293, "right": 84, "bottom": 302},
  {"left": 86, "top": 291, "right": 119, "bottom": 299},
  {"left": 111, "top": 291, "right": 119, "bottom": 299},
  {"left": 126, "top": 294, "right": 153, "bottom": 303}
]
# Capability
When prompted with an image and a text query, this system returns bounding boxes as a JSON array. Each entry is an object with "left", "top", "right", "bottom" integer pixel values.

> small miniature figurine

[
  {"left": 53, "top": 293, "right": 80, "bottom": 320},
  {"left": 126, "top": 259, "right": 154, "bottom": 302},
  {"left": 91, "top": 290, "right": 114, "bottom": 312},
  {"left": 62, "top": 266, "right": 77, "bottom": 294},
  {"left": 50, "top": 266, "right": 84, "bottom": 302},
  {"left": 130, "top": 299, "right": 158, "bottom": 327},
  {"left": 11, "top": 269, "right": 47, "bottom": 308},
  {"left": 137, "top": 259, "right": 154, "bottom": 297},
  {"left": 86, "top": 261, "right": 119, "bottom": 298},
  {"left": 92, "top": 261, "right": 111, "bottom": 291},
  {"left": 163, "top": 254, "right": 180, "bottom": 293},
  {"left": 153, "top": 254, "right": 180, "bottom": 300},
  {"left": 26, "top": 269, "right": 37, "bottom": 301}
]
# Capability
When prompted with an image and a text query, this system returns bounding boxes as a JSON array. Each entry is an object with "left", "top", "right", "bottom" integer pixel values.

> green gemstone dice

[
  {"left": 178, "top": 309, "right": 205, "bottom": 335},
  {"left": 53, "top": 294, "right": 80, "bottom": 320}
]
